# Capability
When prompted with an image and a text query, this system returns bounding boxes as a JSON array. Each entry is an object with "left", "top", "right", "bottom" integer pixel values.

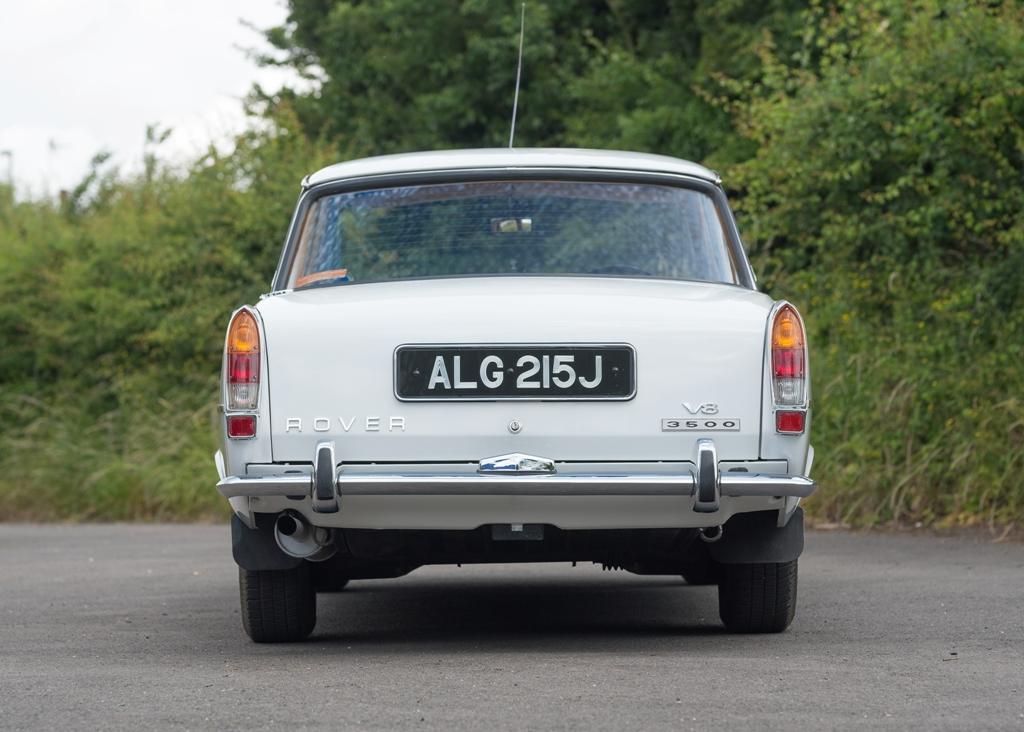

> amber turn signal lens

[
  {"left": 228, "top": 310, "right": 260, "bottom": 354},
  {"left": 772, "top": 306, "right": 804, "bottom": 350}
]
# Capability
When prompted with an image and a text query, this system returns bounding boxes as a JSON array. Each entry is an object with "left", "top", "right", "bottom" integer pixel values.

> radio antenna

[{"left": 508, "top": 3, "right": 526, "bottom": 148}]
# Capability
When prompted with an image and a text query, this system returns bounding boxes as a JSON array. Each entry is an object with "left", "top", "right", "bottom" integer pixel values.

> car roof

[{"left": 304, "top": 148, "right": 721, "bottom": 187}]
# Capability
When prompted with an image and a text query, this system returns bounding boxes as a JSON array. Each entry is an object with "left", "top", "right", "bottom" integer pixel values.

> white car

[{"left": 215, "top": 148, "right": 815, "bottom": 642}]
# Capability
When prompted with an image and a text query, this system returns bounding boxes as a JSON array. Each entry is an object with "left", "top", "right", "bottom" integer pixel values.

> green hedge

[
  {"left": 725, "top": 2, "right": 1024, "bottom": 525},
  {"left": 0, "top": 119, "right": 337, "bottom": 520}
]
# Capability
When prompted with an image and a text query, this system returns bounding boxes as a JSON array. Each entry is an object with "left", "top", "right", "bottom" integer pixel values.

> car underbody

[{"left": 232, "top": 510, "right": 806, "bottom": 584}]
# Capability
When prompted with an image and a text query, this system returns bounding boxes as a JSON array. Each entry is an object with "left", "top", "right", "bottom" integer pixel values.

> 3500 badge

[{"left": 661, "top": 417, "right": 740, "bottom": 432}]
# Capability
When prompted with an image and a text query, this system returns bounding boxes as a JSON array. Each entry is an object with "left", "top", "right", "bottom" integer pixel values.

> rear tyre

[
  {"left": 718, "top": 560, "right": 797, "bottom": 633},
  {"left": 680, "top": 562, "right": 720, "bottom": 586},
  {"left": 239, "top": 564, "right": 316, "bottom": 643},
  {"left": 316, "top": 578, "right": 349, "bottom": 593}
]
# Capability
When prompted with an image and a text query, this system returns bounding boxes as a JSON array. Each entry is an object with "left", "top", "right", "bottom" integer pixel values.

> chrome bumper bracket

[
  {"left": 311, "top": 441, "right": 340, "bottom": 513},
  {"left": 693, "top": 439, "right": 720, "bottom": 513}
]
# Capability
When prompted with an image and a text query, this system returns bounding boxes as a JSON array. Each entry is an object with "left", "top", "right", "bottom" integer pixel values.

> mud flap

[
  {"left": 231, "top": 514, "right": 302, "bottom": 571},
  {"left": 708, "top": 508, "right": 804, "bottom": 564}
]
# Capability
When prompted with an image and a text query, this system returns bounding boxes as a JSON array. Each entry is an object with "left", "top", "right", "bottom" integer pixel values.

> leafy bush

[
  {"left": 724, "top": 1, "right": 1024, "bottom": 525},
  {"left": 0, "top": 115, "right": 337, "bottom": 520}
]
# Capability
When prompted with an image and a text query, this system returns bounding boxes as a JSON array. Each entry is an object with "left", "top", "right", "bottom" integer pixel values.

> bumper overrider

[{"left": 217, "top": 439, "right": 815, "bottom": 518}]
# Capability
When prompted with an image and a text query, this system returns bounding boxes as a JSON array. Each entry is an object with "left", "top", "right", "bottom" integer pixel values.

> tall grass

[
  {"left": 0, "top": 389, "right": 224, "bottom": 521},
  {"left": 778, "top": 266, "right": 1024, "bottom": 528}
]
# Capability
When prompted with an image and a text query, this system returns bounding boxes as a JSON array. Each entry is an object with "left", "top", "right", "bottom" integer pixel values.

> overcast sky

[{"left": 0, "top": 0, "right": 297, "bottom": 195}]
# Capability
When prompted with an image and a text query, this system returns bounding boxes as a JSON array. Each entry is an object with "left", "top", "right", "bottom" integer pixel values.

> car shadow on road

[{"left": 309, "top": 574, "right": 727, "bottom": 649}]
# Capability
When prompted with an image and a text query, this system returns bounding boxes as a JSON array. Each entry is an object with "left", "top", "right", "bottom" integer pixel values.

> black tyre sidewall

[
  {"left": 718, "top": 559, "right": 798, "bottom": 633},
  {"left": 239, "top": 563, "right": 316, "bottom": 643}
]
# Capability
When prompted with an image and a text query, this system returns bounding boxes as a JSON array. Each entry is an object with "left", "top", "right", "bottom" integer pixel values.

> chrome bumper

[
  {"left": 217, "top": 442, "right": 815, "bottom": 513},
  {"left": 217, "top": 471, "right": 814, "bottom": 498}
]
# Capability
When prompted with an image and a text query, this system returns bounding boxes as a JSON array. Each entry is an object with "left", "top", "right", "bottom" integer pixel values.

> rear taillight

[
  {"left": 226, "top": 309, "right": 260, "bottom": 413},
  {"left": 775, "top": 410, "right": 805, "bottom": 434},
  {"left": 771, "top": 304, "right": 807, "bottom": 432},
  {"left": 226, "top": 414, "right": 256, "bottom": 438}
]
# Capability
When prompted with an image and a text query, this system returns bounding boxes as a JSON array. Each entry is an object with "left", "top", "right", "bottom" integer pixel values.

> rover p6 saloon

[{"left": 215, "top": 148, "right": 815, "bottom": 642}]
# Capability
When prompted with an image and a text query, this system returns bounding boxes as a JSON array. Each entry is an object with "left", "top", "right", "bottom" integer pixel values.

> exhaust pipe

[
  {"left": 698, "top": 525, "right": 724, "bottom": 544},
  {"left": 274, "top": 511, "right": 336, "bottom": 562}
]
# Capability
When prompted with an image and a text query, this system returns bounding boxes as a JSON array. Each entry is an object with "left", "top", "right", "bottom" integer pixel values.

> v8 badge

[{"left": 682, "top": 402, "right": 719, "bottom": 415}]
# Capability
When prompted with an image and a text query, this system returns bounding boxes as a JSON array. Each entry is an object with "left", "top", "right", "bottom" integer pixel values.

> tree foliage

[{"left": 254, "top": 0, "right": 806, "bottom": 162}]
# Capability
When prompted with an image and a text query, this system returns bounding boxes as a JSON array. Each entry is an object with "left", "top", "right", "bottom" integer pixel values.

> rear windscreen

[{"left": 286, "top": 179, "right": 740, "bottom": 289}]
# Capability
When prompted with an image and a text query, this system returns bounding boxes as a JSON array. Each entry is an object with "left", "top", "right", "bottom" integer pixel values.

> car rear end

[{"left": 214, "top": 149, "right": 815, "bottom": 641}]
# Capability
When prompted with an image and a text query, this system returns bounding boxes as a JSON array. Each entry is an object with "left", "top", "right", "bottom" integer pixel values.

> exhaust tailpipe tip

[
  {"left": 276, "top": 513, "right": 298, "bottom": 537},
  {"left": 699, "top": 525, "right": 724, "bottom": 544},
  {"left": 274, "top": 511, "right": 336, "bottom": 562}
]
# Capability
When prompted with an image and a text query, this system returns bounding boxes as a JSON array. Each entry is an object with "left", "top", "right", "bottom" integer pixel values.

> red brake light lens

[
  {"left": 775, "top": 410, "right": 805, "bottom": 434},
  {"left": 226, "top": 309, "right": 260, "bottom": 412},
  {"left": 226, "top": 415, "right": 256, "bottom": 438}
]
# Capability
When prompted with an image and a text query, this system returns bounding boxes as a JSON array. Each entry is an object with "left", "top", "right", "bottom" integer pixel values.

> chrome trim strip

[
  {"left": 336, "top": 473, "right": 692, "bottom": 496},
  {"left": 392, "top": 342, "right": 637, "bottom": 402}
]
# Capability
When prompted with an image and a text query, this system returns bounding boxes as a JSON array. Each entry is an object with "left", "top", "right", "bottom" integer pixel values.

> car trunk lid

[{"left": 257, "top": 277, "right": 772, "bottom": 463}]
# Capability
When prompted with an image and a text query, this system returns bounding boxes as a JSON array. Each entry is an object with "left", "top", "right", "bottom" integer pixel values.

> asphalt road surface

[{"left": 0, "top": 525, "right": 1021, "bottom": 730}]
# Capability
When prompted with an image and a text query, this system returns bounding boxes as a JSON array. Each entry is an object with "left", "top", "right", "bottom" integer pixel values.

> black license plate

[{"left": 395, "top": 344, "right": 636, "bottom": 401}]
